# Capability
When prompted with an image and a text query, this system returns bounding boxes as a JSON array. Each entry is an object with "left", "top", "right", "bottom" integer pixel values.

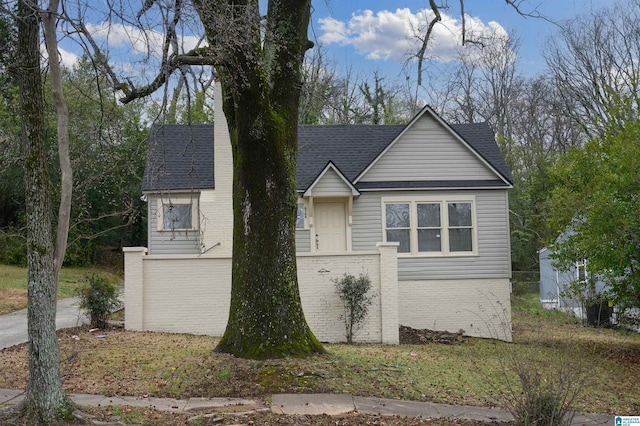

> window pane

[
  {"left": 449, "top": 228, "right": 472, "bottom": 251},
  {"left": 448, "top": 203, "right": 472, "bottom": 227},
  {"left": 296, "top": 205, "right": 305, "bottom": 229},
  {"left": 163, "top": 204, "right": 192, "bottom": 229},
  {"left": 386, "top": 204, "right": 410, "bottom": 228},
  {"left": 387, "top": 229, "right": 410, "bottom": 253},
  {"left": 417, "top": 203, "right": 440, "bottom": 227},
  {"left": 418, "top": 229, "right": 441, "bottom": 252}
]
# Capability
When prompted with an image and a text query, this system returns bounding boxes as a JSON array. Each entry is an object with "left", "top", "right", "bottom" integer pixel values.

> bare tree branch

[
  {"left": 416, "top": 0, "right": 442, "bottom": 87},
  {"left": 504, "top": 0, "right": 555, "bottom": 24}
]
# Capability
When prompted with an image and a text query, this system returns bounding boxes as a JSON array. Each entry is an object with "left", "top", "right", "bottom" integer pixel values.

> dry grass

[
  {"left": 80, "top": 406, "right": 508, "bottom": 425},
  {"left": 0, "top": 295, "right": 638, "bottom": 417},
  {"left": 0, "top": 288, "right": 27, "bottom": 316},
  {"left": 0, "top": 265, "right": 122, "bottom": 315}
]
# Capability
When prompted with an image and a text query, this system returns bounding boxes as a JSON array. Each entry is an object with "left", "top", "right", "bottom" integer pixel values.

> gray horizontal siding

[
  {"left": 308, "top": 168, "right": 353, "bottom": 197},
  {"left": 360, "top": 116, "right": 497, "bottom": 182},
  {"left": 351, "top": 190, "right": 511, "bottom": 280},
  {"left": 352, "top": 193, "right": 383, "bottom": 251},
  {"left": 148, "top": 196, "right": 201, "bottom": 255},
  {"left": 296, "top": 229, "right": 311, "bottom": 252}
]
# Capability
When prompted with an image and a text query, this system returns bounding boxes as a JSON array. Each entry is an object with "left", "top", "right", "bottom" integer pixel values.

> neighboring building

[
  {"left": 123, "top": 83, "right": 514, "bottom": 343},
  {"left": 539, "top": 245, "right": 611, "bottom": 324}
]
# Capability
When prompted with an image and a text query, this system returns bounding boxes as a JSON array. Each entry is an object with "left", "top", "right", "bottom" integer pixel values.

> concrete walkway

[
  {"left": 0, "top": 389, "right": 613, "bottom": 425},
  {"left": 0, "top": 297, "right": 87, "bottom": 350}
]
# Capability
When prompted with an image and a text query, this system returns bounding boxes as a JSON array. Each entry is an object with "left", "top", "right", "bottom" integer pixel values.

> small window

[
  {"left": 577, "top": 261, "right": 588, "bottom": 282},
  {"left": 296, "top": 204, "right": 306, "bottom": 229},
  {"left": 163, "top": 203, "right": 193, "bottom": 230}
]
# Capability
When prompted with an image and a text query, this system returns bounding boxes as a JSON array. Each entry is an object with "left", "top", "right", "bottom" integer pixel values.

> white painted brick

[
  {"left": 398, "top": 278, "right": 512, "bottom": 341},
  {"left": 123, "top": 247, "right": 512, "bottom": 342},
  {"left": 123, "top": 249, "right": 396, "bottom": 343}
]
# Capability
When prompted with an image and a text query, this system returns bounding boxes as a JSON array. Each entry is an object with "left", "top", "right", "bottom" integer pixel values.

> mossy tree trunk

[
  {"left": 14, "top": 0, "right": 74, "bottom": 421},
  {"left": 193, "top": 0, "right": 324, "bottom": 358}
]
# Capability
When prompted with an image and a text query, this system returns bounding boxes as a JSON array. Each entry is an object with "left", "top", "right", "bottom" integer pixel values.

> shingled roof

[
  {"left": 142, "top": 119, "right": 513, "bottom": 193},
  {"left": 142, "top": 124, "right": 214, "bottom": 192}
]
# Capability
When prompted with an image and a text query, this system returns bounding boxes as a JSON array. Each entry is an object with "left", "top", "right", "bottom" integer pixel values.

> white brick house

[{"left": 123, "top": 83, "right": 514, "bottom": 343}]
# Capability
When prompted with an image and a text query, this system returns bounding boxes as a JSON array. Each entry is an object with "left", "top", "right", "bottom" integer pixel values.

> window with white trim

[
  {"left": 295, "top": 204, "right": 307, "bottom": 229},
  {"left": 157, "top": 197, "right": 198, "bottom": 231},
  {"left": 383, "top": 197, "right": 476, "bottom": 255}
]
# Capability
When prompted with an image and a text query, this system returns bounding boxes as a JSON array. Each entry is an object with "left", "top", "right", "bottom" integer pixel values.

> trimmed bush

[
  {"left": 333, "top": 273, "right": 375, "bottom": 343},
  {"left": 77, "top": 273, "right": 121, "bottom": 329}
]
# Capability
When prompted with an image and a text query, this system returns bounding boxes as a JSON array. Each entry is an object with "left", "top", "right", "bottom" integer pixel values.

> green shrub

[
  {"left": 77, "top": 273, "right": 121, "bottom": 328},
  {"left": 0, "top": 234, "right": 27, "bottom": 266},
  {"left": 333, "top": 273, "right": 375, "bottom": 343}
]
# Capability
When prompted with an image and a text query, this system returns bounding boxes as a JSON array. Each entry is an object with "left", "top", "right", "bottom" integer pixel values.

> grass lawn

[
  {"left": 0, "top": 290, "right": 638, "bottom": 420},
  {"left": 0, "top": 264, "right": 122, "bottom": 315}
]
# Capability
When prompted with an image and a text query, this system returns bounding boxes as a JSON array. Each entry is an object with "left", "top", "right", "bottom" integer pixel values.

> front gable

[
  {"left": 303, "top": 162, "right": 359, "bottom": 197},
  {"left": 356, "top": 107, "right": 510, "bottom": 187}
]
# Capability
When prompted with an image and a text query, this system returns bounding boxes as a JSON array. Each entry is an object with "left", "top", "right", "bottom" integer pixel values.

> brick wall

[
  {"left": 124, "top": 244, "right": 512, "bottom": 342},
  {"left": 398, "top": 278, "right": 512, "bottom": 341},
  {"left": 123, "top": 244, "right": 400, "bottom": 343}
]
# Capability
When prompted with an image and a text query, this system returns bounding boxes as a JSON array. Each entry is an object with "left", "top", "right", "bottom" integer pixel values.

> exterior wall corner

[{"left": 123, "top": 247, "right": 147, "bottom": 331}]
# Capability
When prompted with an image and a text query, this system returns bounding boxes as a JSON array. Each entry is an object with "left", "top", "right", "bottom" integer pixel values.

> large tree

[
  {"left": 194, "top": 0, "right": 323, "bottom": 358},
  {"left": 81, "top": 0, "right": 326, "bottom": 358},
  {"left": 11, "top": 0, "right": 75, "bottom": 422}
]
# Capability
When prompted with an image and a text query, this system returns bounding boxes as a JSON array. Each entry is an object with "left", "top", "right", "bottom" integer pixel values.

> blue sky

[
  {"left": 56, "top": 0, "right": 614, "bottom": 92},
  {"left": 307, "top": 0, "right": 612, "bottom": 79}
]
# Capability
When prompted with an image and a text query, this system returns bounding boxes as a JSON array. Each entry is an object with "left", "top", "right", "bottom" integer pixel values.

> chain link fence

[{"left": 512, "top": 270, "right": 540, "bottom": 295}]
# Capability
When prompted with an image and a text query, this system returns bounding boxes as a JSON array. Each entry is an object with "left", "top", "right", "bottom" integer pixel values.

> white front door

[{"left": 314, "top": 202, "right": 347, "bottom": 252}]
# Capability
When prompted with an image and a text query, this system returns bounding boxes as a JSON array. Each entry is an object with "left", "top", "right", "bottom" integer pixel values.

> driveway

[{"left": 0, "top": 297, "right": 88, "bottom": 350}]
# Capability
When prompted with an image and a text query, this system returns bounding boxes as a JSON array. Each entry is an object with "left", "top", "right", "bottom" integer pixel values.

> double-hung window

[{"left": 384, "top": 197, "right": 476, "bottom": 255}]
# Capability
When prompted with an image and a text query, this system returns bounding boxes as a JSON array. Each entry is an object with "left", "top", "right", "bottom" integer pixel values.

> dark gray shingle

[
  {"left": 142, "top": 124, "right": 214, "bottom": 192},
  {"left": 142, "top": 120, "right": 513, "bottom": 193}
]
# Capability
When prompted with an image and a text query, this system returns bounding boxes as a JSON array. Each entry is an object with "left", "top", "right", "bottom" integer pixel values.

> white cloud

[
  {"left": 319, "top": 8, "right": 508, "bottom": 63},
  {"left": 85, "top": 22, "right": 202, "bottom": 59},
  {"left": 58, "top": 47, "right": 80, "bottom": 68},
  {"left": 40, "top": 44, "right": 79, "bottom": 69}
]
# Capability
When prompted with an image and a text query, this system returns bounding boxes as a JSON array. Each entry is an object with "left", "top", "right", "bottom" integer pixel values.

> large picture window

[{"left": 383, "top": 197, "right": 476, "bottom": 255}]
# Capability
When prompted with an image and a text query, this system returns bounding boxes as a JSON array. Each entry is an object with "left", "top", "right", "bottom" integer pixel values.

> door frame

[{"left": 309, "top": 196, "right": 352, "bottom": 252}]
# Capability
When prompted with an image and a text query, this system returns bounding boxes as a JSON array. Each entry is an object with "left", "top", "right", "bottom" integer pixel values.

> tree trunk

[
  {"left": 43, "top": 0, "right": 73, "bottom": 286},
  {"left": 15, "top": 0, "right": 73, "bottom": 421},
  {"left": 194, "top": 0, "right": 324, "bottom": 358},
  {"left": 214, "top": 79, "right": 324, "bottom": 358}
]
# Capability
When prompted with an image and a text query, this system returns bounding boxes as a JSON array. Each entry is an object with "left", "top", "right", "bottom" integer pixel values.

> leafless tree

[
  {"left": 545, "top": 0, "right": 640, "bottom": 137},
  {"left": 9, "top": 0, "right": 75, "bottom": 422}
]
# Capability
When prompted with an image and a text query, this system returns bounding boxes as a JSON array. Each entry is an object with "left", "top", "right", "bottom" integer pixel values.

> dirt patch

[
  {"left": 82, "top": 406, "right": 510, "bottom": 425},
  {"left": 399, "top": 325, "right": 466, "bottom": 345},
  {"left": 0, "top": 288, "right": 27, "bottom": 315}
]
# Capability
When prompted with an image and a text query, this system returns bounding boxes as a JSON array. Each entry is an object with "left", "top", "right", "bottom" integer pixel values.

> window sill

[{"left": 397, "top": 252, "right": 478, "bottom": 258}]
